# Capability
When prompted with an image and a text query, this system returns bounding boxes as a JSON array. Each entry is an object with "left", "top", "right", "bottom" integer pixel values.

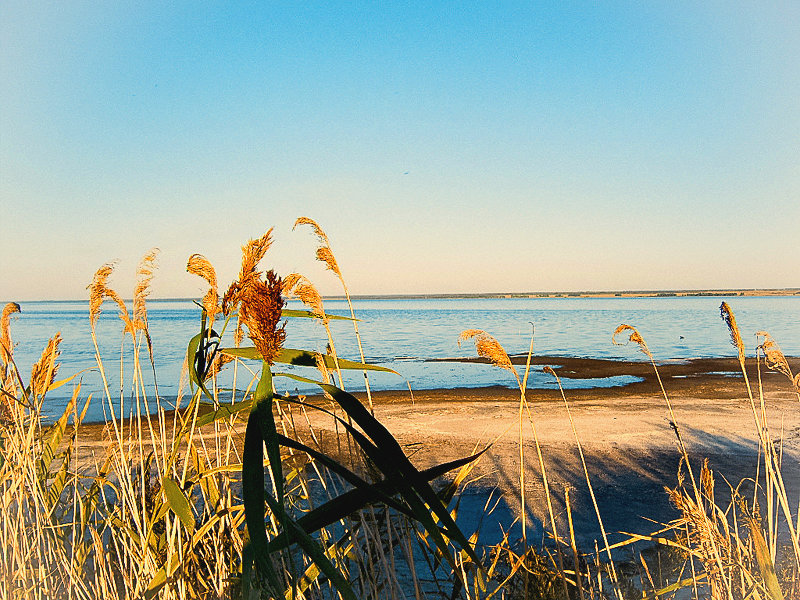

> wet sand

[{"left": 74, "top": 356, "right": 800, "bottom": 547}]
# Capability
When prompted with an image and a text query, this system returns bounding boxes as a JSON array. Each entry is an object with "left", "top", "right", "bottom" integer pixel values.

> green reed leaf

[
  {"left": 221, "top": 347, "right": 398, "bottom": 374},
  {"left": 162, "top": 477, "right": 195, "bottom": 530}
]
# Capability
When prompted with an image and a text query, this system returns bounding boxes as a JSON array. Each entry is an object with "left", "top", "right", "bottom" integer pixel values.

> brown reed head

[
  {"left": 30, "top": 333, "right": 62, "bottom": 397},
  {"left": 0, "top": 302, "right": 21, "bottom": 367},
  {"left": 458, "top": 329, "right": 514, "bottom": 372},
  {"left": 238, "top": 269, "right": 286, "bottom": 364},
  {"left": 720, "top": 302, "right": 745, "bottom": 365},
  {"left": 612, "top": 324, "right": 653, "bottom": 359},
  {"left": 187, "top": 253, "right": 220, "bottom": 321},
  {"left": 133, "top": 248, "right": 159, "bottom": 332}
]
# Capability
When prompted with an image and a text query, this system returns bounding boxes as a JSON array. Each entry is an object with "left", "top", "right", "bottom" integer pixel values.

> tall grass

[{"left": 1, "top": 221, "right": 798, "bottom": 599}]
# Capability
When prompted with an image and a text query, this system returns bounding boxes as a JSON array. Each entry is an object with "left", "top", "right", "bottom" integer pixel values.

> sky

[{"left": 2, "top": 2, "right": 799, "bottom": 300}]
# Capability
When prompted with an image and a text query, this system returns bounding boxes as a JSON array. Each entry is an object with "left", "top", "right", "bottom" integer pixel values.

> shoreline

[{"left": 68, "top": 371, "right": 800, "bottom": 546}]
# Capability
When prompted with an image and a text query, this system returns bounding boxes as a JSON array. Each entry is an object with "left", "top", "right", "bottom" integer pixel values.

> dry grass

[{"left": 1, "top": 225, "right": 799, "bottom": 600}]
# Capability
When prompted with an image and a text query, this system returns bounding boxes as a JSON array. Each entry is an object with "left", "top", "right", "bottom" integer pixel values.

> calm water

[{"left": 4, "top": 296, "right": 799, "bottom": 421}]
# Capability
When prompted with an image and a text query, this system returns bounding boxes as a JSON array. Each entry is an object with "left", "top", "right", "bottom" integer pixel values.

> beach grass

[{"left": 1, "top": 221, "right": 799, "bottom": 599}]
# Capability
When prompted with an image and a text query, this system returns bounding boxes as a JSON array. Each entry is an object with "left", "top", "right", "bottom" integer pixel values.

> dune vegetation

[{"left": 1, "top": 218, "right": 798, "bottom": 599}]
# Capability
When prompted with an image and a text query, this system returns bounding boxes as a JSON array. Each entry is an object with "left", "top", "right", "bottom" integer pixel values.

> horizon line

[{"left": 6, "top": 287, "right": 800, "bottom": 304}]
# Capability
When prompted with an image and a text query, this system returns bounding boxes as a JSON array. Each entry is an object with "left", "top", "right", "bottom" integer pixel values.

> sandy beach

[{"left": 74, "top": 356, "right": 800, "bottom": 548}]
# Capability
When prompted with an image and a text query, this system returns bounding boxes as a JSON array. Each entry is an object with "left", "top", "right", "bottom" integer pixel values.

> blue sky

[{"left": 2, "top": 2, "right": 798, "bottom": 300}]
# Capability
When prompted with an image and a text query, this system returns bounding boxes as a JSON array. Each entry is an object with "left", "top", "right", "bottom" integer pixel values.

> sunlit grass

[{"left": 1, "top": 220, "right": 798, "bottom": 599}]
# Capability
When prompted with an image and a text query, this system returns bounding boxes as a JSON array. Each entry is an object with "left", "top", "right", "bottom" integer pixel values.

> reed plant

[{"left": 1, "top": 221, "right": 798, "bottom": 600}]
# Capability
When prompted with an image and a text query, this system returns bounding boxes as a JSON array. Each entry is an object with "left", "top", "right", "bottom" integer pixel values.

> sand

[{"left": 74, "top": 356, "right": 800, "bottom": 548}]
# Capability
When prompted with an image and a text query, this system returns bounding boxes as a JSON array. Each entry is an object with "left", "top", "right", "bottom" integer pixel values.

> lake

[{"left": 4, "top": 295, "right": 798, "bottom": 421}]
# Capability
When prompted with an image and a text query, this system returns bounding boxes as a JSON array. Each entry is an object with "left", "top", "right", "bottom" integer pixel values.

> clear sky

[{"left": 2, "top": 2, "right": 798, "bottom": 300}]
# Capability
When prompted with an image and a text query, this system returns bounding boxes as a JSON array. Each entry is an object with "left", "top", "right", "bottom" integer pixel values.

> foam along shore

[{"left": 71, "top": 361, "right": 800, "bottom": 548}]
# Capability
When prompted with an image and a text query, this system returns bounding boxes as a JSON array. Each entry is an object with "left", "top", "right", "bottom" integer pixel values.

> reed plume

[
  {"left": 283, "top": 273, "right": 325, "bottom": 319},
  {"left": 133, "top": 248, "right": 159, "bottom": 331},
  {"left": 612, "top": 323, "right": 653, "bottom": 359},
  {"left": 756, "top": 331, "right": 797, "bottom": 391},
  {"left": 187, "top": 253, "right": 220, "bottom": 323},
  {"left": 221, "top": 230, "right": 285, "bottom": 363},
  {"left": 30, "top": 333, "right": 62, "bottom": 397},
  {"left": 458, "top": 329, "right": 514, "bottom": 372},
  {"left": 0, "top": 302, "right": 21, "bottom": 415},
  {"left": 87, "top": 262, "right": 135, "bottom": 334},
  {"left": 720, "top": 302, "right": 745, "bottom": 365},
  {"left": 0, "top": 302, "right": 20, "bottom": 367},
  {"left": 238, "top": 228, "right": 274, "bottom": 285},
  {"left": 222, "top": 229, "right": 274, "bottom": 315},
  {"left": 88, "top": 262, "right": 115, "bottom": 329},
  {"left": 293, "top": 217, "right": 341, "bottom": 278}
]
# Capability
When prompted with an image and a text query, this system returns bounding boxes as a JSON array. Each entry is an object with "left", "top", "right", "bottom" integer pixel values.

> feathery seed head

[
  {"left": 238, "top": 269, "right": 286, "bottom": 364},
  {"left": 223, "top": 229, "right": 275, "bottom": 319},
  {"left": 283, "top": 273, "right": 325, "bottom": 318},
  {"left": 720, "top": 302, "right": 745, "bottom": 364},
  {"left": 30, "top": 333, "right": 62, "bottom": 397},
  {"left": 612, "top": 324, "right": 653, "bottom": 359},
  {"left": 756, "top": 331, "right": 794, "bottom": 382},
  {"left": 458, "top": 329, "right": 513, "bottom": 372},
  {"left": 0, "top": 302, "right": 21, "bottom": 367},
  {"left": 187, "top": 253, "right": 221, "bottom": 321},
  {"left": 239, "top": 229, "right": 274, "bottom": 284},
  {"left": 316, "top": 247, "right": 341, "bottom": 277},
  {"left": 133, "top": 248, "right": 159, "bottom": 331},
  {"left": 88, "top": 262, "right": 116, "bottom": 328},
  {"left": 294, "top": 217, "right": 331, "bottom": 246}
]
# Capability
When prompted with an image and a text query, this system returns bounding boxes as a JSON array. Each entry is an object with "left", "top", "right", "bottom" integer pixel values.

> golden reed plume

[
  {"left": 720, "top": 302, "right": 745, "bottom": 365},
  {"left": 283, "top": 273, "right": 325, "bottom": 319},
  {"left": 88, "top": 263, "right": 128, "bottom": 331},
  {"left": 0, "top": 302, "right": 21, "bottom": 367},
  {"left": 458, "top": 329, "right": 514, "bottom": 372},
  {"left": 294, "top": 217, "right": 342, "bottom": 277},
  {"left": 87, "top": 262, "right": 134, "bottom": 334},
  {"left": 612, "top": 324, "right": 653, "bottom": 359},
  {"left": 187, "top": 253, "right": 220, "bottom": 323},
  {"left": 88, "top": 263, "right": 115, "bottom": 329},
  {"left": 223, "top": 229, "right": 274, "bottom": 317},
  {"left": 133, "top": 248, "right": 159, "bottom": 332},
  {"left": 30, "top": 333, "right": 62, "bottom": 397},
  {"left": 221, "top": 230, "right": 286, "bottom": 362},
  {"left": 757, "top": 331, "right": 799, "bottom": 392}
]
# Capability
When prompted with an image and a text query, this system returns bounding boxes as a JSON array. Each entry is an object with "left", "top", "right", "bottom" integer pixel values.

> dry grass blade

[
  {"left": 30, "top": 333, "right": 62, "bottom": 396},
  {"left": 133, "top": 248, "right": 159, "bottom": 331},
  {"left": 187, "top": 253, "right": 221, "bottom": 321},
  {"left": 720, "top": 302, "right": 745, "bottom": 364},
  {"left": 458, "top": 329, "right": 514, "bottom": 372}
]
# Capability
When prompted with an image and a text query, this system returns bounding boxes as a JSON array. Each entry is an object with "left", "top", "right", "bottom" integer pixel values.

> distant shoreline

[{"left": 12, "top": 288, "right": 800, "bottom": 303}]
